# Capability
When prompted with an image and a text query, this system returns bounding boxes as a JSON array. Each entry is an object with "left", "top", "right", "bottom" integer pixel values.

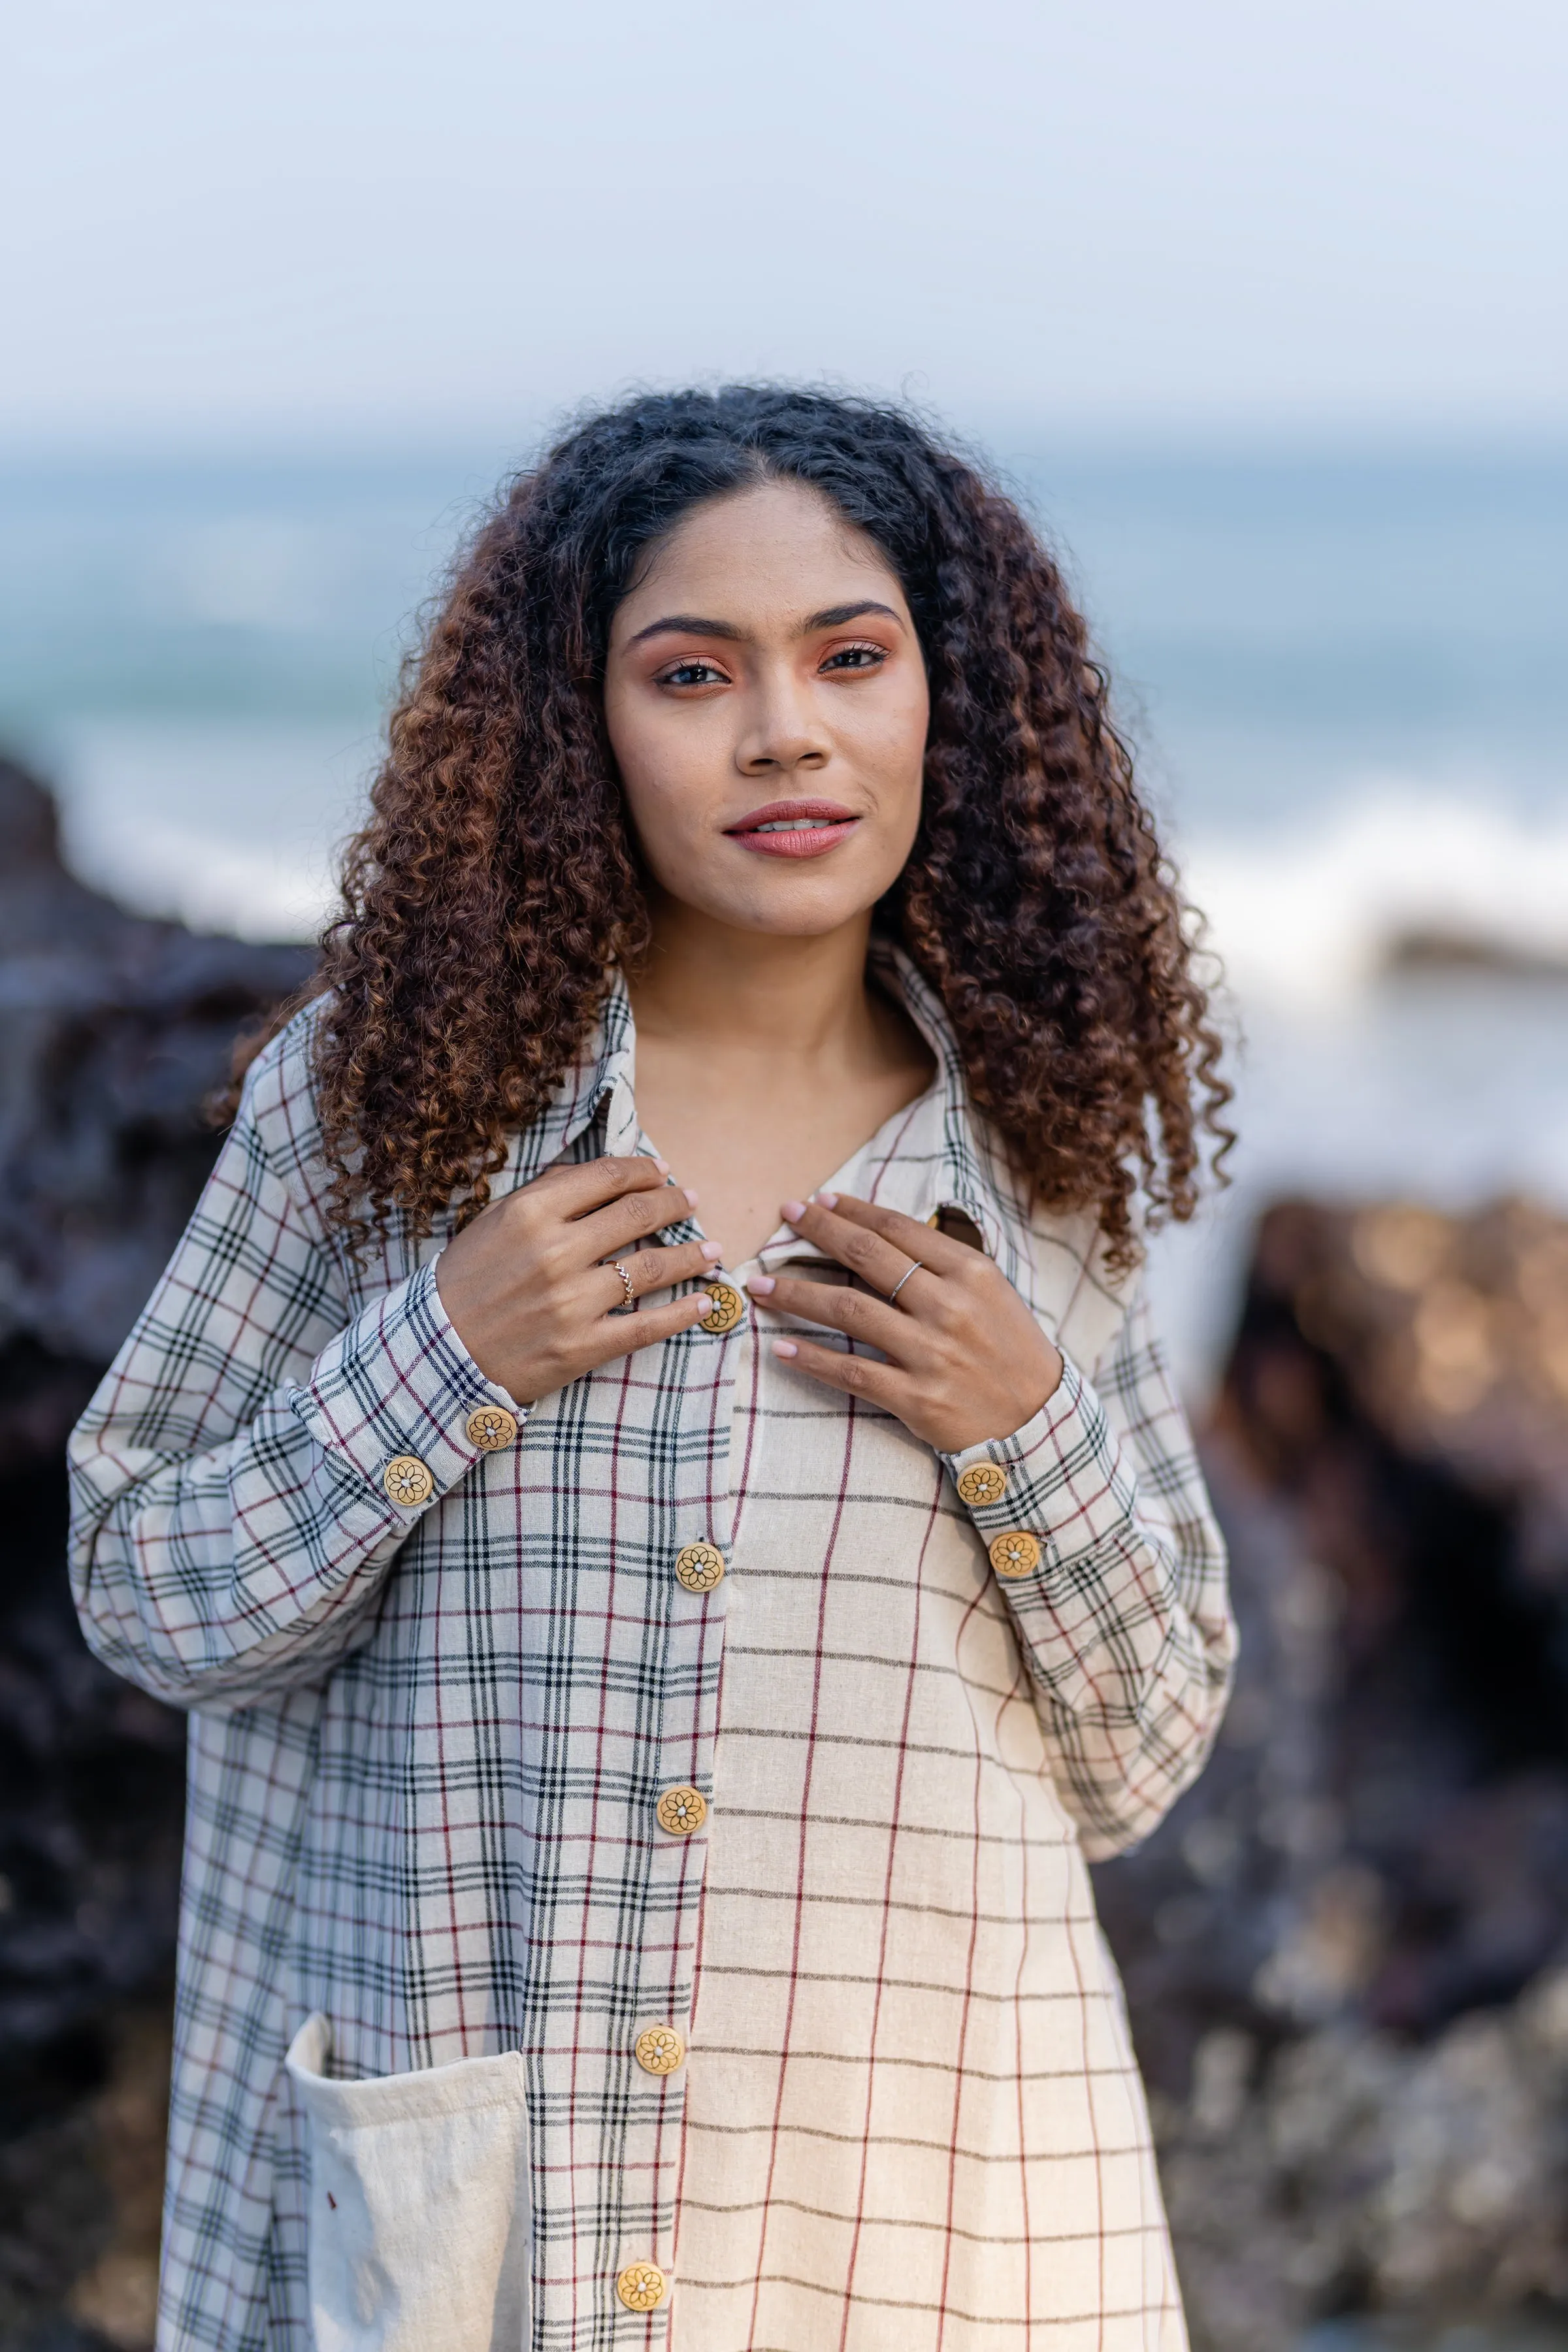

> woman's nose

[{"left": 734, "top": 672, "right": 829, "bottom": 773}]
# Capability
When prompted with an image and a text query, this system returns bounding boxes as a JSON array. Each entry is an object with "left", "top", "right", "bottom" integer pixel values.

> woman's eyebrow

[
  {"left": 625, "top": 598, "right": 902, "bottom": 650},
  {"left": 626, "top": 613, "right": 743, "bottom": 647},
  {"left": 801, "top": 600, "right": 900, "bottom": 632}
]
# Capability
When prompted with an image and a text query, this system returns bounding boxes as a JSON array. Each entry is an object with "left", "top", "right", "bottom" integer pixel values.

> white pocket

[{"left": 286, "top": 2013, "right": 531, "bottom": 2352}]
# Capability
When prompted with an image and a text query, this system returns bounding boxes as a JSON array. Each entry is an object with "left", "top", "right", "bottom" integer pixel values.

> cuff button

[
  {"left": 466, "top": 1405, "right": 519, "bottom": 1451},
  {"left": 956, "top": 1462, "right": 1008, "bottom": 1508},
  {"left": 989, "top": 1528, "right": 1042, "bottom": 1579},
  {"left": 383, "top": 1454, "right": 435, "bottom": 1508}
]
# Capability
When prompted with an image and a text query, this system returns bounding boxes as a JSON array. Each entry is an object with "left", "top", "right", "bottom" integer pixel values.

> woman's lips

[{"left": 725, "top": 800, "right": 862, "bottom": 860}]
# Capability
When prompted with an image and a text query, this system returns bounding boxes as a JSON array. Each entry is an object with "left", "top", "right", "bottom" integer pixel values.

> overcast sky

[{"left": 5, "top": 0, "right": 1565, "bottom": 449}]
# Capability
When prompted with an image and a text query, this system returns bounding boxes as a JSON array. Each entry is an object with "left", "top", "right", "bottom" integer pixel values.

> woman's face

[{"left": 602, "top": 480, "right": 929, "bottom": 938}]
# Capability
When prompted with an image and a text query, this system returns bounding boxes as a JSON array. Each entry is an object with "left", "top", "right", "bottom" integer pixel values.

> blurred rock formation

[
  {"left": 1094, "top": 1198, "right": 1568, "bottom": 2351},
  {"left": 0, "top": 754, "right": 311, "bottom": 2350}
]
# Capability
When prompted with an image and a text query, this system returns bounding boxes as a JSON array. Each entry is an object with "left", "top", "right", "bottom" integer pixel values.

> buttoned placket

[
  {"left": 598, "top": 1060, "right": 753, "bottom": 2328},
  {"left": 376, "top": 994, "right": 1019, "bottom": 2337}
]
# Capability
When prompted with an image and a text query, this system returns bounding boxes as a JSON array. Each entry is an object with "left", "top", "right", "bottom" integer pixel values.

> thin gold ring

[
  {"left": 612, "top": 1259, "right": 636, "bottom": 1310},
  {"left": 887, "top": 1258, "right": 923, "bottom": 1305}
]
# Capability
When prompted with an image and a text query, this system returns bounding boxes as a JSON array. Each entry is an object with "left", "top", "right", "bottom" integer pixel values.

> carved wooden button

[
  {"left": 465, "top": 1406, "right": 518, "bottom": 1452},
  {"left": 697, "top": 1281, "right": 743, "bottom": 1335},
  {"left": 634, "top": 2025, "right": 685, "bottom": 2076},
  {"left": 988, "top": 1529, "right": 1042, "bottom": 1579},
  {"left": 655, "top": 1785, "right": 707, "bottom": 1837},
  {"left": 382, "top": 1454, "right": 434, "bottom": 1508},
  {"left": 674, "top": 1541, "right": 725, "bottom": 1593},
  {"left": 956, "top": 1462, "right": 1008, "bottom": 1509},
  {"left": 616, "top": 2261, "right": 668, "bottom": 2311}
]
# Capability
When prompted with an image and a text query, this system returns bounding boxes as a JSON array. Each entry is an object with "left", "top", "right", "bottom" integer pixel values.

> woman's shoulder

[
  {"left": 977, "top": 1133, "right": 1139, "bottom": 1371},
  {"left": 234, "top": 994, "right": 335, "bottom": 1207},
  {"left": 1025, "top": 1200, "right": 1139, "bottom": 1373}
]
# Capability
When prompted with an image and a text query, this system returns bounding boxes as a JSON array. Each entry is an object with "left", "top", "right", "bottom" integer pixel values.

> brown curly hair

[{"left": 238, "top": 386, "right": 1230, "bottom": 1270}]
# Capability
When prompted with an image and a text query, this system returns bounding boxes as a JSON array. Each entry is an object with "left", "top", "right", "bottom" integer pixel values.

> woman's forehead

[{"left": 615, "top": 482, "right": 905, "bottom": 634}]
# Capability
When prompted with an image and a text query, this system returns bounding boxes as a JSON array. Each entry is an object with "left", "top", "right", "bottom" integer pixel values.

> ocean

[{"left": 4, "top": 443, "right": 1565, "bottom": 1390}]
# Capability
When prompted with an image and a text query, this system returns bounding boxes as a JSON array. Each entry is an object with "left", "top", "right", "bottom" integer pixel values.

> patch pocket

[{"left": 286, "top": 2014, "right": 531, "bottom": 2352}]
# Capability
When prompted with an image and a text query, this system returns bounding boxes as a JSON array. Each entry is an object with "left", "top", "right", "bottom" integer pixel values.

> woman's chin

[
  {"left": 668, "top": 883, "right": 886, "bottom": 942},
  {"left": 649, "top": 849, "right": 907, "bottom": 941}
]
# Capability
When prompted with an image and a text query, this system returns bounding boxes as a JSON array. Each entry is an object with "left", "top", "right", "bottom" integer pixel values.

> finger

[
  {"left": 768, "top": 1331, "right": 908, "bottom": 1412},
  {"left": 811, "top": 1190, "right": 983, "bottom": 1280},
  {"left": 527, "top": 1154, "right": 676, "bottom": 1219},
  {"left": 779, "top": 1194, "right": 932, "bottom": 1301},
  {"left": 581, "top": 1289, "right": 717, "bottom": 1365},
  {"left": 598, "top": 1239, "right": 723, "bottom": 1306},
  {"left": 574, "top": 1179, "right": 701, "bottom": 1262},
  {"left": 758, "top": 1272, "right": 917, "bottom": 1362}
]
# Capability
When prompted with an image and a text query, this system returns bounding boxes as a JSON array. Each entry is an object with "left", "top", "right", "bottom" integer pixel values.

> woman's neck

[
  {"left": 630, "top": 903, "right": 883, "bottom": 1065},
  {"left": 625, "top": 902, "right": 934, "bottom": 1269}
]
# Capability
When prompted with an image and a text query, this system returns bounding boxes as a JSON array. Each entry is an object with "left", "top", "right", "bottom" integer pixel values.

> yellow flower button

[
  {"left": 698, "top": 1282, "right": 743, "bottom": 1335},
  {"left": 988, "top": 1529, "right": 1042, "bottom": 1579},
  {"left": 616, "top": 2261, "right": 668, "bottom": 2311},
  {"left": 956, "top": 1462, "right": 1008, "bottom": 1509},
  {"left": 382, "top": 1454, "right": 434, "bottom": 1508},
  {"left": 655, "top": 1785, "right": 707, "bottom": 1837},
  {"left": 465, "top": 1405, "right": 519, "bottom": 1452},
  {"left": 634, "top": 2025, "right": 685, "bottom": 2075},
  {"left": 674, "top": 1541, "right": 725, "bottom": 1593}
]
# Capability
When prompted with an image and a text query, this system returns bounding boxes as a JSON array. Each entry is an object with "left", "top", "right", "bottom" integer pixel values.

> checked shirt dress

[{"left": 69, "top": 949, "right": 1235, "bottom": 2352}]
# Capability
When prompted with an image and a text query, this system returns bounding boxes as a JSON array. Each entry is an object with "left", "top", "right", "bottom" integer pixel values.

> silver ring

[
  {"left": 611, "top": 1258, "right": 636, "bottom": 1310},
  {"left": 886, "top": 1258, "right": 923, "bottom": 1305}
]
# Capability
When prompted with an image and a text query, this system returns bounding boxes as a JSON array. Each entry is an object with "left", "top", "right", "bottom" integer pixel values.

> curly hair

[{"left": 238, "top": 386, "right": 1230, "bottom": 1270}]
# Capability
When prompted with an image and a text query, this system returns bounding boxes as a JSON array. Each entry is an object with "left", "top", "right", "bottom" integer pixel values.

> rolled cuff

[
  {"left": 288, "top": 1256, "right": 525, "bottom": 1520},
  {"left": 940, "top": 1352, "right": 1139, "bottom": 1582}
]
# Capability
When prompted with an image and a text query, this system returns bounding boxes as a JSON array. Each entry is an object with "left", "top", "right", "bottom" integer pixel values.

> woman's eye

[
  {"left": 820, "top": 642, "right": 887, "bottom": 674},
  {"left": 657, "top": 659, "right": 728, "bottom": 688}
]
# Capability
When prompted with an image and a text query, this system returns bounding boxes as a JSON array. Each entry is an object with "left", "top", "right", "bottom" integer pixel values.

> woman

[{"left": 71, "top": 387, "right": 1235, "bottom": 2352}]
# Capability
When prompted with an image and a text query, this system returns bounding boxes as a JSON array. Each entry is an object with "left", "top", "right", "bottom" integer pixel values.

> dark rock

[
  {"left": 1382, "top": 929, "right": 1568, "bottom": 983},
  {"left": 1096, "top": 1198, "right": 1568, "bottom": 2350},
  {"left": 0, "top": 753, "right": 311, "bottom": 2349},
  {"left": 0, "top": 751, "right": 312, "bottom": 1370}
]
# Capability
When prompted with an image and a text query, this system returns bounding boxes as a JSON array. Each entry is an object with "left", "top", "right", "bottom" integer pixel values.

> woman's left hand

[{"left": 748, "top": 1190, "right": 1063, "bottom": 1455}]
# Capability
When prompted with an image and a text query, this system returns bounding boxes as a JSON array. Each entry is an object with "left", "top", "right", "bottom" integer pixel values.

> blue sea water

[{"left": 3, "top": 443, "right": 1565, "bottom": 1386}]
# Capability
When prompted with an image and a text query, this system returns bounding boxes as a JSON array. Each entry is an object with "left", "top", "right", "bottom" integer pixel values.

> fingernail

[
  {"left": 700, "top": 1240, "right": 724, "bottom": 1261},
  {"left": 684, "top": 1188, "right": 700, "bottom": 1207},
  {"left": 815, "top": 1190, "right": 839, "bottom": 1209},
  {"left": 781, "top": 1200, "right": 806, "bottom": 1223},
  {"left": 747, "top": 1272, "right": 776, "bottom": 1295},
  {"left": 693, "top": 1294, "right": 713, "bottom": 1315},
  {"left": 653, "top": 1156, "right": 670, "bottom": 1175},
  {"left": 772, "top": 1339, "right": 798, "bottom": 1358}
]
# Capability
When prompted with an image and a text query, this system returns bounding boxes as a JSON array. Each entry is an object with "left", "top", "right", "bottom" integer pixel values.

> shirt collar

[{"left": 504, "top": 945, "right": 1036, "bottom": 1298}]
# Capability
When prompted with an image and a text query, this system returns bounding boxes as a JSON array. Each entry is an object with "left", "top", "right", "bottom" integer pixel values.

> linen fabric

[
  {"left": 284, "top": 2014, "right": 531, "bottom": 2352},
  {"left": 69, "top": 949, "right": 1234, "bottom": 2351}
]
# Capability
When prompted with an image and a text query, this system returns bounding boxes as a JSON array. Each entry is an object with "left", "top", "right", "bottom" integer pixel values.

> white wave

[
  {"left": 1181, "top": 785, "right": 1568, "bottom": 1009},
  {"left": 46, "top": 717, "right": 368, "bottom": 941},
  {"left": 80, "top": 816, "right": 335, "bottom": 942}
]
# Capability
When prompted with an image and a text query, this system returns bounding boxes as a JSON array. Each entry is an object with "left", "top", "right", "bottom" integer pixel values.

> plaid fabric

[{"left": 69, "top": 949, "right": 1233, "bottom": 2351}]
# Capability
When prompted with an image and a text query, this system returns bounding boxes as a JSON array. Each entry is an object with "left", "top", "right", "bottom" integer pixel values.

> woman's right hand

[{"left": 434, "top": 1156, "right": 720, "bottom": 1406}]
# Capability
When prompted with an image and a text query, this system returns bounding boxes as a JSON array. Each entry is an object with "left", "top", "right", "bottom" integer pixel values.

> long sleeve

[
  {"left": 940, "top": 1288, "right": 1235, "bottom": 1857},
  {"left": 67, "top": 1057, "right": 521, "bottom": 1710}
]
